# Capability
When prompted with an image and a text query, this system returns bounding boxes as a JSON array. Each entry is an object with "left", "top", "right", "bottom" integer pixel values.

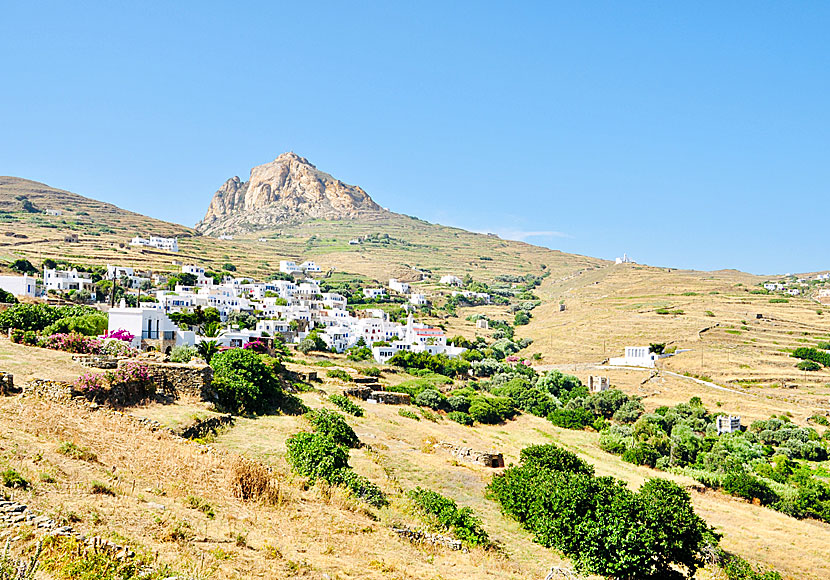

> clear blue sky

[{"left": 2, "top": 1, "right": 828, "bottom": 275}]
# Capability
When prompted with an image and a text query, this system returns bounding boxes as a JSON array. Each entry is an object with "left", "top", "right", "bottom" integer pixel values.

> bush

[
  {"left": 621, "top": 443, "right": 660, "bottom": 467},
  {"left": 796, "top": 360, "right": 822, "bottom": 371},
  {"left": 0, "top": 304, "right": 97, "bottom": 332},
  {"left": 1, "top": 468, "right": 29, "bottom": 489},
  {"left": 229, "top": 457, "right": 279, "bottom": 503},
  {"left": 169, "top": 344, "right": 198, "bottom": 363},
  {"left": 398, "top": 408, "right": 420, "bottom": 421},
  {"left": 326, "top": 369, "right": 352, "bottom": 382},
  {"left": 57, "top": 441, "right": 97, "bottom": 462},
  {"left": 306, "top": 409, "right": 360, "bottom": 448},
  {"left": 414, "top": 389, "right": 447, "bottom": 410},
  {"left": 547, "top": 407, "right": 596, "bottom": 430},
  {"left": 468, "top": 396, "right": 516, "bottom": 424},
  {"left": 42, "top": 313, "right": 107, "bottom": 337},
  {"left": 337, "top": 469, "right": 388, "bottom": 507},
  {"left": 722, "top": 471, "right": 779, "bottom": 506},
  {"left": 329, "top": 393, "right": 364, "bottom": 417},
  {"left": 409, "top": 487, "right": 490, "bottom": 547},
  {"left": 285, "top": 432, "right": 350, "bottom": 482},
  {"left": 520, "top": 444, "right": 594, "bottom": 475},
  {"left": 364, "top": 367, "right": 382, "bottom": 377},
  {"left": 721, "top": 553, "right": 783, "bottom": 580},
  {"left": 792, "top": 347, "right": 830, "bottom": 367},
  {"left": 447, "top": 411, "right": 474, "bottom": 426},
  {"left": 40, "top": 333, "right": 103, "bottom": 354},
  {"left": 210, "top": 349, "right": 284, "bottom": 415}
]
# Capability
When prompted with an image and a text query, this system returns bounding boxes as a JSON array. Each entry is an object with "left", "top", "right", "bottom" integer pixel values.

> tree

[
  {"left": 9, "top": 259, "right": 36, "bottom": 275},
  {"left": 196, "top": 340, "right": 219, "bottom": 363},
  {"left": 0, "top": 289, "right": 17, "bottom": 304},
  {"left": 649, "top": 343, "right": 666, "bottom": 355},
  {"left": 209, "top": 348, "right": 283, "bottom": 414}
]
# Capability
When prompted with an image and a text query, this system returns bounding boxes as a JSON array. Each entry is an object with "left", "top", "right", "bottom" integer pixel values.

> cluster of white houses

[
  {"left": 101, "top": 264, "right": 463, "bottom": 363},
  {"left": 129, "top": 236, "right": 179, "bottom": 252}
]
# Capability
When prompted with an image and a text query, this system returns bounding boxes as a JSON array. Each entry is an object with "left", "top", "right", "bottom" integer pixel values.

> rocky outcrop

[{"left": 196, "top": 152, "right": 390, "bottom": 235}]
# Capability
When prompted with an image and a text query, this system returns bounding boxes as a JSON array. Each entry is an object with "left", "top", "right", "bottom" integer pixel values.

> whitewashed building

[
  {"left": 608, "top": 346, "right": 659, "bottom": 368},
  {"left": 43, "top": 268, "right": 96, "bottom": 299},
  {"left": 439, "top": 275, "right": 463, "bottom": 287},
  {"left": 279, "top": 261, "right": 303, "bottom": 274},
  {"left": 0, "top": 275, "right": 37, "bottom": 298},
  {"left": 107, "top": 304, "right": 195, "bottom": 351},
  {"left": 389, "top": 279, "right": 410, "bottom": 294},
  {"left": 363, "top": 288, "right": 386, "bottom": 299},
  {"left": 130, "top": 236, "right": 179, "bottom": 252},
  {"left": 409, "top": 293, "right": 428, "bottom": 306},
  {"left": 716, "top": 415, "right": 741, "bottom": 435}
]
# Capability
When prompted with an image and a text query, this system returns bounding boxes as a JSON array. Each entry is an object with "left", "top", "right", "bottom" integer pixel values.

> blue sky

[{"left": 2, "top": 1, "right": 828, "bottom": 275}]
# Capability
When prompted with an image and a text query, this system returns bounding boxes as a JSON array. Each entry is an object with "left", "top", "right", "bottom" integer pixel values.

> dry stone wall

[
  {"left": 118, "top": 360, "right": 214, "bottom": 401},
  {"left": 435, "top": 441, "right": 505, "bottom": 468}
]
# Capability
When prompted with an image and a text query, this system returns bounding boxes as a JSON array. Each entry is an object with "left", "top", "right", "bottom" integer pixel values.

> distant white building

[
  {"left": 0, "top": 275, "right": 37, "bottom": 298},
  {"left": 363, "top": 288, "right": 386, "bottom": 299},
  {"left": 371, "top": 315, "right": 465, "bottom": 363},
  {"left": 130, "top": 236, "right": 179, "bottom": 252},
  {"left": 279, "top": 260, "right": 303, "bottom": 275},
  {"left": 716, "top": 415, "right": 741, "bottom": 435},
  {"left": 44, "top": 209, "right": 62, "bottom": 216},
  {"left": 389, "top": 279, "right": 410, "bottom": 294},
  {"left": 452, "top": 290, "right": 490, "bottom": 304},
  {"left": 439, "top": 275, "right": 463, "bottom": 287},
  {"left": 476, "top": 318, "right": 489, "bottom": 329},
  {"left": 300, "top": 261, "right": 322, "bottom": 273},
  {"left": 608, "top": 346, "right": 659, "bottom": 368},
  {"left": 106, "top": 265, "right": 151, "bottom": 289},
  {"left": 409, "top": 293, "right": 428, "bottom": 306},
  {"left": 217, "top": 234, "right": 234, "bottom": 240},
  {"left": 588, "top": 376, "right": 610, "bottom": 393},
  {"left": 43, "top": 268, "right": 96, "bottom": 299},
  {"left": 615, "top": 253, "right": 635, "bottom": 265}
]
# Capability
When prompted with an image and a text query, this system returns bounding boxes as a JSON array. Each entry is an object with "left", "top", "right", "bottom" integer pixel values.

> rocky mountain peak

[{"left": 196, "top": 153, "right": 387, "bottom": 235}]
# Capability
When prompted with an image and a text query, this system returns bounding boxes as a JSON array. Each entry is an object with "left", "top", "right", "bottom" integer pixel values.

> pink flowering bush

[
  {"left": 243, "top": 339, "right": 268, "bottom": 354},
  {"left": 40, "top": 332, "right": 103, "bottom": 354},
  {"left": 101, "top": 338, "right": 138, "bottom": 358},
  {"left": 74, "top": 372, "right": 105, "bottom": 394},
  {"left": 103, "top": 328, "right": 135, "bottom": 343},
  {"left": 112, "top": 361, "right": 152, "bottom": 386},
  {"left": 506, "top": 355, "right": 519, "bottom": 363}
]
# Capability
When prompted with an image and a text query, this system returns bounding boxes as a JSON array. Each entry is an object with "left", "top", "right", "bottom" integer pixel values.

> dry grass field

[{"left": 1, "top": 340, "right": 829, "bottom": 579}]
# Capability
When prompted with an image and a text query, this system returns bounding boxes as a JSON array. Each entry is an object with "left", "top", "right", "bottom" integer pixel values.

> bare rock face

[{"left": 196, "top": 153, "right": 388, "bottom": 235}]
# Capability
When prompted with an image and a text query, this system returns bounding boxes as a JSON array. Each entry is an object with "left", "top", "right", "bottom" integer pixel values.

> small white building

[
  {"left": 363, "top": 288, "right": 386, "bottom": 300},
  {"left": 476, "top": 318, "right": 489, "bottom": 330},
  {"left": 716, "top": 415, "right": 741, "bottom": 435},
  {"left": 44, "top": 209, "right": 62, "bottom": 216},
  {"left": 452, "top": 290, "right": 490, "bottom": 304},
  {"left": 409, "top": 293, "right": 428, "bottom": 306},
  {"left": 43, "top": 268, "right": 96, "bottom": 299},
  {"left": 615, "top": 253, "right": 635, "bottom": 265},
  {"left": 389, "top": 279, "right": 410, "bottom": 294},
  {"left": 279, "top": 260, "right": 303, "bottom": 275},
  {"left": 588, "top": 376, "right": 610, "bottom": 393},
  {"left": 0, "top": 275, "right": 37, "bottom": 298},
  {"left": 300, "top": 261, "right": 322, "bottom": 273},
  {"left": 439, "top": 275, "right": 463, "bottom": 287},
  {"left": 107, "top": 305, "right": 195, "bottom": 351},
  {"left": 217, "top": 234, "right": 234, "bottom": 240},
  {"left": 608, "top": 346, "right": 659, "bottom": 368},
  {"left": 130, "top": 236, "right": 179, "bottom": 252}
]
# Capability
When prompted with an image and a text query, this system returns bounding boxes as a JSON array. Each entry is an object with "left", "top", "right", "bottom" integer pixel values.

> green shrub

[
  {"left": 210, "top": 349, "right": 288, "bottom": 415},
  {"left": 721, "top": 553, "right": 783, "bottom": 580},
  {"left": 468, "top": 396, "right": 516, "bottom": 424},
  {"left": 520, "top": 444, "right": 594, "bottom": 475},
  {"left": 364, "top": 367, "right": 382, "bottom": 377},
  {"left": 285, "top": 432, "right": 349, "bottom": 482},
  {"left": 337, "top": 469, "right": 388, "bottom": 508},
  {"left": 329, "top": 394, "right": 364, "bottom": 417},
  {"left": 769, "top": 298, "right": 789, "bottom": 304},
  {"left": 42, "top": 313, "right": 108, "bottom": 337},
  {"left": 621, "top": 443, "right": 660, "bottom": 467},
  {"left": 0, "top": 304, "right": 98, "bottom": 332},
  {"left": 397, "top": 408, "right": 420, "bottom": 421},
  {"left": 326, "top": 369, "right": 352, "bottom": 382},
  {"left": 547, "top": 407, "right": 596, "bottom": 430},
  {"left": 185, "top": 495, "right": 215, "bottom": 519},
  {"left": 722, "top": 471, "right": 779, "bottom": 506},
  {"left": 792, "top": 347, "right": 830, "bottom": 367},
  {"left": 169, "top": 344, "right": 198, "bottom": 363},
  {"left": 56, "top": 441, "right": 97, "bottom": 462},
  {"left": 306, "top": 409, "right": 360, "bottom": 448},
  {"left": 409, "top": 487, "right": 490, "bottom": 547},
  {"left": 414, "top": 389, "right": 447, "bottom": 410},
  {"left": 447, "top": 411, "right": 473, "bottom": 426},
  {"left": 89, "top": 480, "right": 115, "bottom": 496},
  {"left": 1, "top": 468, "right": 29, "bottom": 489},
  {"left": 796, "top": 360, "right": 822, "bottom": 371}
]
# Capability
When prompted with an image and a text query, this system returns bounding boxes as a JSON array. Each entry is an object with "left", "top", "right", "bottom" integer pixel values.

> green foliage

[
  {"left": 397, "top": 408, "right": 420, "bottom": 421},
  {"left": 169, "top": 344, "right": 197, "bottom": 363},
  {"left": 796, "top": 360, "right": 822, "bottom": 371},
  {"left": 468, "top": 395, "right": 517, "bottom": 424},
  {"left": 56, "top": 441, "right": 97, "bottom": 462},
  {"left": 0, "top": 289, "right": 17, "bottom": 304},
  {"left": 0, "top": 304, "right": 98, "bottom": 332},
  {"left": 196, "top": 340, "right": 219, "bottom": 363},
  {"left": 387, "top": 350, "right": 470, "bottom": 377},
  {"left": 408, "top": 487, "right": 490, "bottom": 547},
  {"left": 414, "top": 389, "right": 447, "bottom": 410},
  {"left": 329, "top": 393, "right": 364, "bottom": 417},
  {"left": 722, "top": 471, "right": 779, "bottom": 506},
  {"left": 184, "top": 495, "right": 215, "bottom": 519},
  {"left": 1, "top": 469, "right": 29, "bottom": 489},
  {"left": 210, "top": 349, "right": 296, "bottom": 415},
  {"left": 305, "top": 409, "right": 360, "bottom": 448},
  {"left": 513, "top": 311, "right": 530, "bottom": 326},
  {"left": 769, "top": 298, "right": 789, "bottom": 303},
  {"left": 326, "top": 369, "right": 352, "bottom": 382},
  {"left": 364, "top": 366, "right": 382, "bottom": 377},
  {"left": 8, "top": 259, "right": 36, "bottom": 275},
  {"left": 547, "top": 407, "right": 596, "bottom": 430},
  {"left": 447, "top": 411, "right": 473, "bottom": 426},
  {"left": 792, "top": 347, "right": 830, "bottom": 367},
  {"left": 488, "top": 444, "right": 714, "bottom": 579},
  {"left": 42, "top": 313, "right": 107, "bottom": 337},
  {"left": 286, "top": 432, "right": 349, "bottom": 481},
  {"left": 520, "top": 444, "right": 594, "bottom": 475},
  {"left": 721, "top": 553, "right": 783, "bottom": 580}
]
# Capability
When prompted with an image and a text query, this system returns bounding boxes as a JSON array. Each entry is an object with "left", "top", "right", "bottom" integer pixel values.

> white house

[
  {"left": 363, "top": 288, "right": 386, "bottom": 299},
  {"left": 409, "top": 293, "right": 428, "bottom": 306},
  {"left": 43, "top": 268, "right": 96, "bottom": 299},
  {"left": 0, "top": 275, "right": 37, "bottom": 298},
  {"left": 716, "top": 415, "right": 741, "bottom": 435},
  {"left": 452, "top": 290, "right": 490, "bottom": 304},
  {"left": 615, "top": 253, "right": 635, "bottom": 265},
  {"left": 588, "top": 376, "right": 610, "bottom": 393},
  {"left": 106, "top": 265, "right": 151, "bottom": 289},
  {"left": 608, "top": 346, "right": 659, "bottom": 368},
  {"left": 439, "top": 275, "right": 463, "bottom": 287},
  {"left": 130, "top": 236, "right": 179, "bottom": 252},
  {"left": 300, "top": 261, "right": 322, "bottom": 273},
  {"left": 389, "top": 279, "right": 410, "bottom": 294},
  {"left": 279, "top": 261, "right": 303, "bottom": 274},
  {"left": 107, "top": 305, "right": 195, "bottom": 351}
]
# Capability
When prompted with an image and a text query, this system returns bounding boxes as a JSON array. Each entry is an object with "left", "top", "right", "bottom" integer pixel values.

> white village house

[
  {"left": 608, "top": 346, "right": 660, "bottom": 368},
  {"left": 43, "top": 268, "right": 96, "bottom": 299},
  {"left": 130, "top": 236, "right": 179, "bottom": 252},
  {"left": 107, "top": 303, "right": 195, "bottom": 352},
  {"left": 0, "top": 274, "right": 37, "bottom": 299},
  {"left": 389, "top": 279, "right": 410, "bottom": 294},
  {"left": 439, "top": 275, "right": 463, "bottom": 287}
]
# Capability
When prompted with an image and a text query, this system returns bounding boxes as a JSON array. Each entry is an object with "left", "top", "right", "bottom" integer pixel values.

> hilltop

[{"left": 196, "top": 152, "right": 390, "bottom": 235}]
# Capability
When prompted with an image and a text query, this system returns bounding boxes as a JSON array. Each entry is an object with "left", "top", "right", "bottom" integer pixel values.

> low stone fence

[
  {"left": 119, "top": 360, "right": 214, "bottom": 401},
  {"left": 392, "top": 526, "right": 467, "bottom": 552},
  {"left": 345, "top": 385, "right": 373, "bottom": 400},
  {"left": 370, "top": 391, "right": 410, "bottom": 405},
  {"left": 436, "top": 441, "right": 505, "bottom": 468},
  {"left": 176, "top": 414, "right": 235, "bottom": 439},
  {"left": 24, "top": 379, "right": 74, "bottom": 403},
  {"left": 73, "top": 355, "right": 118, "bottom": 369}
]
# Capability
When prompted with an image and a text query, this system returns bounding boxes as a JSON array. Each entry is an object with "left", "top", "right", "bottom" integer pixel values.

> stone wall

[
  {"left": 73, "top": 355, "right": 118, "bottom": 369},
  {"left": 24, "top": 379, "right": 73, "bottom": 402},
  {"left": 176, "top": 414, "right": 235, "bottom": 439},
  {"left": 435, "top": 441, "right": 505, "bottom": 468},
  {"left": 118, "top": 360, "right": 214, "bottom": 401},
  {"left": 392, "top": 527, "right": 467, "bottom": 552}
]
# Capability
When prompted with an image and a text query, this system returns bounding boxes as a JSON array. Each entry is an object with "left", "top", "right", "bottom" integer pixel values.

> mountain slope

[{"left": 197, "top": 152, "right": 390, "bottom": 235}]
